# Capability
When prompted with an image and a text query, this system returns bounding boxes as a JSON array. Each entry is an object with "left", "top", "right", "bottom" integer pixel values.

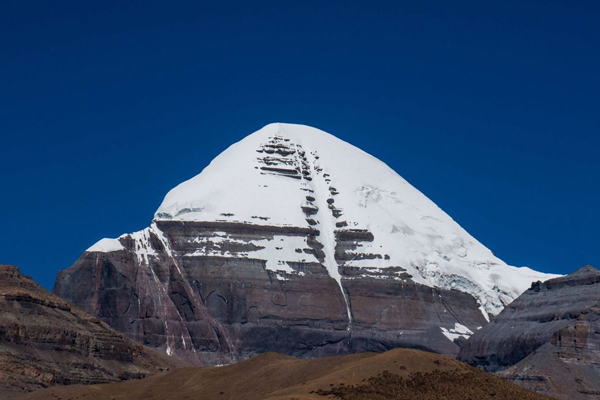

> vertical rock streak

[
  {"left": 132, "top": 231, "right": 175, "bottom": 355},
  {"left": 150, "top": 223, "right": 195, "bottom": 353},
  {"left": 150, "top": 222, "right": 236, "bottom": 356}
]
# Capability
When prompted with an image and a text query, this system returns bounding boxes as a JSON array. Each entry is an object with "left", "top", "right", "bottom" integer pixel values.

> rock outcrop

[
  {"left": 0, "top": 265, "right": 186, "bottom": 399},
  {"left": 458, "top": 265, "right": 600, "bottom": 400},
  {"left": 54, "top": 123, "right": 556, "bottom": 365},
  {"left": 55, "top": 220, "right": 490, "bottom": 366}
]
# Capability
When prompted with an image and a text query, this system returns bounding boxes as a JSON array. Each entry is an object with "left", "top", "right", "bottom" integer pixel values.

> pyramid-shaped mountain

[{"left": 54, "top": 123, "right": 557, "bottom": 365}]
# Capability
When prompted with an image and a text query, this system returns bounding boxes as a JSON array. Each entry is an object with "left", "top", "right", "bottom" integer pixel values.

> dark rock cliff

[
  {"left": 0, "top": 265, "right": 186, "bottom": 399},
  {"left": 54, "top": 220, "right": 488, "bottom": 366},
  {"left": 458, "top": 265, "right": 600, "bottom": 400}
]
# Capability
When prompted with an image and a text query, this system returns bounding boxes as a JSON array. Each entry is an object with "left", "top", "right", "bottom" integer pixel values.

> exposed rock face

[
  {"left": 54, "top": 123, "right": 555, "bottom": 365},
  {"left": 458, "top": 265, "right": 600, "bottom": 400},
  {"left": 0, "top": 265, "right": 185, "bottom": 399},
  {"left": 56, "top": 220, "right": 488, "bottom": 365}
]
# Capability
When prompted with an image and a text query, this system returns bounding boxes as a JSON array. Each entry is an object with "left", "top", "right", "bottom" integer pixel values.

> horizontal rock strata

[
  {"left": 0, "top": 265, "right": 185, "bottom": 399},
  {"left": 55, "top": 220, "right": 488, "bottom": 365},
  {"left": 458, "top": 265, "right": 600, "bottom": 400}
]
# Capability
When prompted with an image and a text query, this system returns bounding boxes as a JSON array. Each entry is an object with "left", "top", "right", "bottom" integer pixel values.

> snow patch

[
  {"left": 479, "top": 305, "right": 490, "bottom": 322},
  {"left": 86, "top": 238, "right": 125, "bottom": 253},
  {"left": 129, "top": 228, "right": 157, "bottom": 265},
  {"left": 441, "top": 323, "right": 474, "bottom": 342}
]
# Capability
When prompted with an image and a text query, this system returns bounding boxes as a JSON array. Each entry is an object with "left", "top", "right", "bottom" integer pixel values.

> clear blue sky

[{"left": 1, "top": 1, "right": 598, "bottom": 290}]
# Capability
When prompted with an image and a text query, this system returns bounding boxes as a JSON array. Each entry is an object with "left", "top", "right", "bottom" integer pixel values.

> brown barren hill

[
  {"left": 0, "top": 265, "right": 187, "bottom": 399},
  {"left": 18, "top": 348, "right": 553, "bottom": 400}
]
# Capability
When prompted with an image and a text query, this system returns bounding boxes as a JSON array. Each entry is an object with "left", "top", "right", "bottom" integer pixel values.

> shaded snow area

[
  {"left": 440, "top": 323, "right": 474, "bottom": 342},
  {"left": 88, "top": 123, "right": 559, "bottom": 318}
]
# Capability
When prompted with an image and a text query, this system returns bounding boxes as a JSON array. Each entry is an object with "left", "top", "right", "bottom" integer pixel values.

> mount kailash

[{"left": 54, "top": 123, "right": 558, "bottom": 365}]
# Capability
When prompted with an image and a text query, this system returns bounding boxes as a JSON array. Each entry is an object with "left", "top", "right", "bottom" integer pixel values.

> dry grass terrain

[{"left": 17, "top": 348, "right": 554, "bottom": 400}]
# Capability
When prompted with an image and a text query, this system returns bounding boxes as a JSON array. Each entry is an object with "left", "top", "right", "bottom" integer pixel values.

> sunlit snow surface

[
  {"left": 440, "top": 323, "right": 474, "bottom": 342},
  {"left": 86, "top": 238, "right": 125, "bottom": 252},
  {"left": 92, "top": 123, "right": 559, "bottom": 317}
]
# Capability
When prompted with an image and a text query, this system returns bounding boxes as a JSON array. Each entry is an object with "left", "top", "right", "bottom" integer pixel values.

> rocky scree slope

[
  {"left": 0, "top": 265, "right": 186, "bottom": 399},
  {"left": 54, "top": 123, "right": 557, "bottom": 365},
  {"left": 458, "top": 265, "right": 600, "bottom": 400}
]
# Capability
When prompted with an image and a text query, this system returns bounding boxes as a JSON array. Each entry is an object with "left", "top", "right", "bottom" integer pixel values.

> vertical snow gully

[{"left": 284, "top": 124, "right": 353, "bottom": 332}]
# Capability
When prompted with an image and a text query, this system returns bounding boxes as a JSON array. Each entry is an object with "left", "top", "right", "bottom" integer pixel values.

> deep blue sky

[{"left": 1, "top": 1, "right": 598, "bottom": 290}]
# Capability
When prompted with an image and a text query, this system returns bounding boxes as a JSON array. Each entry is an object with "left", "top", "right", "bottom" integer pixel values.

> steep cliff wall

[
  {"left": 0, "top": 265, "right": 186, "bottom": 399},
  {"left": 458, "top": 265, "right": 600, "bottom": 400}
]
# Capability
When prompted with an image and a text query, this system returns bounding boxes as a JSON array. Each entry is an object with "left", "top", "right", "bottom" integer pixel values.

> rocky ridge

[
  {"left": 0, "top": 265, "right": 186, "bottom": 399},
  {"left": 458, "top": 265, "right": 600, "bottom": 400}
]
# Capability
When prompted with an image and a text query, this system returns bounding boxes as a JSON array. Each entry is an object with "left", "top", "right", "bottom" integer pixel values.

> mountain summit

[
  {"left": 155, "top": 123, "right": 553, "bottom": 317},
  {"left": 55, "top": 123, "right": 557, "bottom": 364}
]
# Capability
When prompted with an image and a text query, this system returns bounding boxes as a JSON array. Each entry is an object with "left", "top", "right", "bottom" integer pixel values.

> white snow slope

[{"left": 96, "top": 123, "right": 559, "bottom": 318}]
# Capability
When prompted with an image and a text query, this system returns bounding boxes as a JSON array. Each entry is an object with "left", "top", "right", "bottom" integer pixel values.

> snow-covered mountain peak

[
  {"left": 150, "top": 123, "right": 559, "bottom": 316},
  {"left": 155, "top": 122, "right": 400, "bottom": 224},
  {"left": 92, "top": 123, "right": 558, "bottom": 319}
]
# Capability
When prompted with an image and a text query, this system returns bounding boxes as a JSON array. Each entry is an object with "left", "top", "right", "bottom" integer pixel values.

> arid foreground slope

[
  {"left": 0, "top": 265, "right": 187, "bottom": 399},
  {"left": 19, "top": 348, "right": 553, "bottom": 400}
]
